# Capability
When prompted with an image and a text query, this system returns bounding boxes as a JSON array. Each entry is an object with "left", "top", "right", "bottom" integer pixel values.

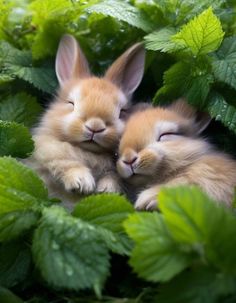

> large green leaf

[
  {"left": 73, "top": 194, "right": 134, "bottom": 233},
  {"left": 0, "top": 157, "right": 49, "bottom": 215},
  {"left": 211, "top": 37, "right": 236, "bottom": 90},
  {"left": 73, "top": 194, "right": 134, "bottom": 255},
  {"left": 0, "top": 241, "right": 31, "bottom": 287},
  {"left": 172, "top": 7, "right": 224, "bottom": 56},
  {"left": 0, "top": 93, "right": 42, "bottom": 127},
  {"left": 33, "top": 206, "right": 110, "bottom": 293},
  {"left": 208, "top": 93, "right": 236, "bottom": 133},
  {"left": 87, "top": 0, "right": 153, "bottom": 32},
  {"left": 156, "top": 268, "right": 236, "bottom": 303},
  {"left": 159, "top": 186, "right": 236, "bottom": 273},
  {"left": 124, "top": 213, "right": 190, "bottom": 282},
  {"left": 0, "top": 121, "right": 34, "bottom": 158}
]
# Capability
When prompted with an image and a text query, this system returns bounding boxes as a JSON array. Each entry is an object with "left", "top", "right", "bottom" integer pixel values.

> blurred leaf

[
  {"left": 0, "top": 210, "right": 39, "bottom": 242},
  {"left": 87, "top": 0, "right": 154, "bottom": 32},
  {"left": 0, "top": 157, "right": 49, "bottom": 215},
  {"left": 0, "top": 241, "right": 31, "bottom": 287},
  {"left": 0, "top": 93, "right": 42, "bottom": 127},
  {"left": 0, "top": 121, "right": 34, "bottom": 158},
  {"left": 0, "top": 287, "right": 23, "bottom": 303}
]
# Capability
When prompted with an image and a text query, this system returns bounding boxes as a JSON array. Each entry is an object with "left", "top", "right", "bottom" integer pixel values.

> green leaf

[
  {"left": 73, "top": 194, "right": 134, "bottom": 233},
  {"left": 87, "top": 0, "right": 153, "bottom": 32},
  {"left": 207, "top": 93, "right": 236, "bottom": 133},
  {"left": 0, "top": 41, "right": 57, "bottom": 94},
  {"left": 0, "top": 93, "right": 42, "bottom": 127},
  {"left": 0, "top": 287, "right": 24, "bottom": 303},
  {"left": 73, "top": 194, "right": 134, "bottom": 255},
  {"left": 159, "top": 186, "right": 236, "bottom": 273},
  {"left": 0, "top": 211, "right": 39, "bottom": 242},
  {"left": 156, "top": 268, "right": 236, "bottom": 303},
  {"left": 33, "top": 206, "right": 110, "bottom": 293},
  {"left": 172, "top": 7, "right": 224, "bottom": 56},
  {"left": 144, "top": 27, "right": 183, "bottom": 53},
  {"left": 124, "top": 213, "right": 190, "bottom": 282},
  {"left": 159, "top": 186, "right": 224, "bottom": 244},
  {"left": 0, "top": 157, "right": 49, "bottom": 214},
  {"left": 0, "top": 241, "right": 31, "bottom": 287},
  {"left": 154, "top": 61, "right": 213, "bottom": 107},
  {"left": 211, "top": 36, "right": 236, "bottom": 90},
  {"left": 0, "top": 121, "right": 34, "bottom": 158}
]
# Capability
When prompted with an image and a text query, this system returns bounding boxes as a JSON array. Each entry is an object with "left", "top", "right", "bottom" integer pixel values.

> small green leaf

[
  {"left": 0, "top": 121, "right": 34, "bottom": 158},
  {"left": 33, "top": 207, "right": 110, "bottom": 292},
  {"left": 87, "top": 0, "right": 154, "bottom": 32},
  {"left": 124, "top": 213, "right": 190, "bottom": 282},
  {"left": 0, "top": 211, "right": 39, "bottom": 242},
  {"left": 211, "top": 37, "right": 236, "bottom": 90},
  {"left": 0, "top": 157, "right": 49, "bottom": 214},
  {"left": 208, "top": 93, "right": 236, "bottom": 133},
  {"left": 172, "top": 7, "right": 224, "bottom": 56},
  {"left": 0, "top": 241, "right": 31, "bottom": 287},
  {"left": 0, "top": 93, "right": 42, "bottom": 127}
]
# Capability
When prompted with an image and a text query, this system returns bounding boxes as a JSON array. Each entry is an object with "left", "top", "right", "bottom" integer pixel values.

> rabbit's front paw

[
  {"left": 62, "top": 167, "right": 96, "bottom": 194},
  {"left": 135, "top": 187, "right": 159, "bottom": 211},
  {"left": 96, "top": 177, "right": 121, "bottom": 193}
]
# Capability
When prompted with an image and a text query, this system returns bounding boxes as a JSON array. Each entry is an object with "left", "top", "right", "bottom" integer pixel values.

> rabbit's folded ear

[
  {"left": 168, "top": 99, "right": 211, "bottom": 134},
  {"left": 105, "top": 43, "right": 145, "bottom": 97},
  {"left": 56, "top": 34, "right": 90, "bottom": 86}
]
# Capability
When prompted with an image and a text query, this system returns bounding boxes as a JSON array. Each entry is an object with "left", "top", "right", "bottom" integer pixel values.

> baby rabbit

[
  {"left": 26, "top": 34, "right": 145, "bottom": 207},
  {"left": 117, "top": 100, "right": 236, "bottom": 210}
]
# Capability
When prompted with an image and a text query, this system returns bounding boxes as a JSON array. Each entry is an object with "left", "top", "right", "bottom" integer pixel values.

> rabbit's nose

[
  {"left": 85, "top": 125, "right": 106, "bottom": 134},
  {"left": 123, "top": 157, "right": 138, "bottom": 166}
]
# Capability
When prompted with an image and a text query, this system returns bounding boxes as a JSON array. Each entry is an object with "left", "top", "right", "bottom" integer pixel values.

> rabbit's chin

[{"left": 79, "top": 141, "right": 109, "bottom": 153}]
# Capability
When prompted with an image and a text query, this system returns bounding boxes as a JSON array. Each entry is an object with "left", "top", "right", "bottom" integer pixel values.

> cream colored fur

[
  {"left": 117, "top": 100, "right": 236, "bottom": 210},
  {"left": 24, "top": 35, "right": 145, "bottom": 209}
]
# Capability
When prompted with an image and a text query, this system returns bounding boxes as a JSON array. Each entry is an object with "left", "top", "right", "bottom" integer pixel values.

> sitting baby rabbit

[
  {"left": 26, "top": 34, "right": 145, "bottom": 207},
  {"left": 117, "top": 100, "right": 236, "bottom": 210}
]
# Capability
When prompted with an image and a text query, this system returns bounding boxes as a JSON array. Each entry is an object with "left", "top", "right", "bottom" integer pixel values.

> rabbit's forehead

[{"left": 155, "top": 121, "right": 178, "bottom": 134}]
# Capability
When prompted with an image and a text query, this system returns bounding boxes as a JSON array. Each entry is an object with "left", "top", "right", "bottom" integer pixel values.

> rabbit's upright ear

[
  {"left": 56, "top": 34, "right": 90, "bottom": 86},
  {"left": 105, "top": 43, "right": 145, "bottom": 97}
]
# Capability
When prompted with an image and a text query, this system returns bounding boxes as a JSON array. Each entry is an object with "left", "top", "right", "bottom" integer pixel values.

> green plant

[{"left": 0, "top": 0, "right": 236, "bottom": 302}]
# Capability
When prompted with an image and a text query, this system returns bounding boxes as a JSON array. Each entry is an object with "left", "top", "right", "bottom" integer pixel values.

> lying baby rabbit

[
  {"left": 117, "top": 100, "right": 236, "bottom": 210},
  {"left": 26, "top": 34, "right": 145, "bottom": 207}
]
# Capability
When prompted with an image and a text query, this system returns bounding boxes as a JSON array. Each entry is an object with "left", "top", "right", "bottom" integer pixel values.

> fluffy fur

[
  {"left": 117, "top": 100, "right": 236, "bottom": 210},
  {"left": 25, "top": 35, "right": 145, "bottom": 208}
]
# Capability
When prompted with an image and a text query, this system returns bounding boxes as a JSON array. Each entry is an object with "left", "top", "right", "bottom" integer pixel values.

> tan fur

[
  {"left": 117, "top": 101, "right": 236, "bottom": 210},
  {"left": 24, "top": 35, "right": 145, "bottom": 209}
]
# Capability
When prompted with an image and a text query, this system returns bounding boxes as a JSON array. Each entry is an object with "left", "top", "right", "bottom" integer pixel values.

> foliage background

[{"left": 0, "top": 0, "right": 236, "bottom": 302}]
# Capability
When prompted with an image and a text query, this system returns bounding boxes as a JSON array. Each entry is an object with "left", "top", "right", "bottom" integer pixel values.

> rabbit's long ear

[
  {"left": 168, "top": 99, "right": 211, "bottom": 134},
  {"left": 105, "top": 43, "right": 145, "bottom": 97},
  {"left": 56, "top": 34, "right": 90, "bottom": 86}
]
